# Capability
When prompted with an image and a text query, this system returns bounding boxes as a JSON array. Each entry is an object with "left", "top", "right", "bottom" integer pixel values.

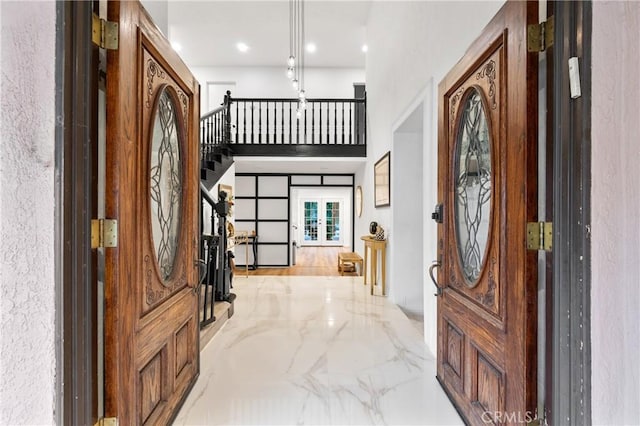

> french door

[
  {"left": 434, "top": 1, "right": 538, "bottom": 425},
  {"left": 104, "top": 1, "right": 200, "bottom": 424},
  {"left": 301, "top": 198, "right": 343, "bottom": 246}
]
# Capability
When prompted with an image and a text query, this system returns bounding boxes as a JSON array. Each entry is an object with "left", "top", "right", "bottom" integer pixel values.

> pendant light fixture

[{"left": 288, "top": 0, "right": 306, "bottom": 117}]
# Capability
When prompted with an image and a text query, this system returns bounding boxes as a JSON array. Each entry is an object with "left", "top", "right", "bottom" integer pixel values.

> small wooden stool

[{"left": 338, "top": 252, "right": 363, "bottom": 276}]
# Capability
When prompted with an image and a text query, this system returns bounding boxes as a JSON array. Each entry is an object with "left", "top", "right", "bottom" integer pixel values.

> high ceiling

[{"left": 167, "top": 1, "right": 371, "bottom": 68}]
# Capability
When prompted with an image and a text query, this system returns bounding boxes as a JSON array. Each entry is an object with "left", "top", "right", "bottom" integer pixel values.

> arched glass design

[
  {"left": 150, "top": 87, "right": 183, "bottom": 281},
  {"left": 454, "top": 88, "right": 492, "bottom": 285}
]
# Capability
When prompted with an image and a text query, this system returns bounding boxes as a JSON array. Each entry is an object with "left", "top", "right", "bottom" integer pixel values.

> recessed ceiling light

[
  {"left": 236, "top": 42, "right": 249, "bottom": 53},
  {"left": 361, "top": 44, "right": 368, "bottom": 53},
  {"left": 171, "top": 42, "right": 182, "bottom": 52},
  {"left": 306, "top": 43, "right": 317, "bottom": 53}
]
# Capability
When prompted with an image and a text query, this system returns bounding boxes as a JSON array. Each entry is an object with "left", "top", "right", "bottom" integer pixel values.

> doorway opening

[{"left": 390, "top": 100, "right": 425, "bottom": 322}]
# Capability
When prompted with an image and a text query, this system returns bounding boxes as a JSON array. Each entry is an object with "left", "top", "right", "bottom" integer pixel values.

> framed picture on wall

[{"left": 374, "top": 151, "right": 391, "bottom": 207}]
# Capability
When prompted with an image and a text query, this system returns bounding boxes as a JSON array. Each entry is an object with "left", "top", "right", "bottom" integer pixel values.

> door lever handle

[
  {"left": 429, "top": 261, "right": 443, "bottom": 296},
  {"left": 194, "top": 259, "right": 207, "bottom": 294}
]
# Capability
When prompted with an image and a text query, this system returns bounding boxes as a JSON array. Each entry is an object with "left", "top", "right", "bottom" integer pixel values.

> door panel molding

[{"left": 443, "top": 40, "right": 505, "bottom": 323}]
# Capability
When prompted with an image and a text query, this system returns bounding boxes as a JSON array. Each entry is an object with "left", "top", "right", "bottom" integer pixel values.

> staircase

[
  {"left": 201, "top": 144, "right": 234, "bottom": 190},
  {"left": 200, "top": 99, "right": 234, "bottom": 190}
]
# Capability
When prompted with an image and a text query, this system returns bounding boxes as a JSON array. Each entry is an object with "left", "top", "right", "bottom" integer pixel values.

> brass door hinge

[
  {"left": 92, "top": 13, "right": 119, "bottom": 50},
  {"left": 94, "top": 417, "right": 118, "bottom": 426},
  {"left": 527, "top": 222, "right": 553, "bottom": 252},
  {"left": 528, "top": 16, "right": 554, "bottom": 52},
  {"left": 91, "top": 219, "right": 118, "bottom": 249}
]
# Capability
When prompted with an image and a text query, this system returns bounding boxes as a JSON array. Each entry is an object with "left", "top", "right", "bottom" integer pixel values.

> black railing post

[
  {"left": 363, "top": 93, "right": 367, "bottom": 146},
  {"left": 319, "top": 102, "right": 323, "bottom": 144},
  {"left": 235, "top": 101, "right": 239, "bottom": 144},
  {"left": 349, "top": 101, "right": 353, "bottom": 145},
  {"left": 311, "top": 102, "right": 315, "bottom": 144},
  {"left": 341, "top": 102, "right": 345, "bottom": 144},
  {"left": 224, "top": 90, "right": 232, "bottom": 143},
  {"left": 258, "top": 102, "right": 262, "bottom": 144},
  {"left": 243, "top": 101, "right": 247, "bottom": 143}
]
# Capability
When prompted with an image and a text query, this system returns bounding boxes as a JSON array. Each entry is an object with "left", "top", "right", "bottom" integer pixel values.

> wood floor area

[{"left": 235, "top": 246, "right": 357, "bottom": 276}]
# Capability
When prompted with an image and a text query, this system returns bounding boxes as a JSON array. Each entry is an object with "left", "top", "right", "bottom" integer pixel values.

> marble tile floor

[{"left": 174, "top": 276, "right": 462, "bottom": 426}]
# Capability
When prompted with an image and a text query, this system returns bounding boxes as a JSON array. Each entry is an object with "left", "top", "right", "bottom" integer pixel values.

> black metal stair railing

[
  {"left": 199, "top": 183, "right": 236, "bottom": 329},
  {"left": 200, "top": 103, "right": 228, "bottom": 157},
  {"left": 200, "top": 90, "right": 366, "bottom": 156}
]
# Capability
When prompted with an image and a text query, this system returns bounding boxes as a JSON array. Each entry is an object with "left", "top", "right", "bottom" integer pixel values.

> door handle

[
  {"left": 429, "top": 261, "right": 443, "bottom": 296},
  {"left": 194, "top": 259, "right": 207, "bottom": 294},
  {"left": 432, "top": 203, "right": 443, "bottom": 224}
]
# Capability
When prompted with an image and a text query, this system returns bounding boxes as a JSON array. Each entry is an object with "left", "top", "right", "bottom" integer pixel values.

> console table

[
  {"left": 230, "top": 233, "right": 258, "bottom": 277},
  {"left": 361, "top": 236, "right": 387, "bottom": 295}
]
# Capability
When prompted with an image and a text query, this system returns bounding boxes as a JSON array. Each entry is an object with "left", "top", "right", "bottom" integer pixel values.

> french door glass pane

[
  {"left": 325, "top": 202, "right": 341, "bottom": 242},
  {"left": 304, "top": 201, "right": 318, "bottom": 241}
]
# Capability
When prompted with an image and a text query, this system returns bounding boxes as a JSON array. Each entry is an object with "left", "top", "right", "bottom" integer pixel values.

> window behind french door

[{"left": 301, "top": 198, "right": 343, "bottom": 246}]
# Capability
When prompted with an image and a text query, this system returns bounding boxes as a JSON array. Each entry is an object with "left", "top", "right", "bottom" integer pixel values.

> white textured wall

[
  {"left": 191, "top": 66, "right": 365, "bottom": 114},
  {"left": 361, "top": 1, "right": 504, "bottom": 354},
  {"left": 0, "top": 1, "right": 57, "bottom": 425},
  {"left": 591, "top": 2, "right": 640, "bottom": 424}
]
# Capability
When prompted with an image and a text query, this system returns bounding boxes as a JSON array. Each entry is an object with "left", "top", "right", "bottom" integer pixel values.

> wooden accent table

[
  {"left": 338, "top": 252, "right": 363, "bottom": 276},
  {"left": 361, "top": 236, "right": 387, "bottom": 295}
]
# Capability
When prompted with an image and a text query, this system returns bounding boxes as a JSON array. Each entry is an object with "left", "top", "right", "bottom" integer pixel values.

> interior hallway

[{"left": 174, "top": 276, "right": 461, "bottom": 425}]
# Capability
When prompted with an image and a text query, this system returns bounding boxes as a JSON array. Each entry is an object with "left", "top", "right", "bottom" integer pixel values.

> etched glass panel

[
  {"left": 150, "top": 88, "right": 182, "bottom": 281},
  {"left": 454, "top": 88, "right": 492, "bottom": 285}
]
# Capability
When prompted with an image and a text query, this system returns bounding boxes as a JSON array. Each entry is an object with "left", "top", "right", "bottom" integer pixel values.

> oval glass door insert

[
  {"left": 149, "top": 87, "right": 183, "bottom": 281},
  {"left": 454, "top": 88, "right": 492, "bottom": 285}
]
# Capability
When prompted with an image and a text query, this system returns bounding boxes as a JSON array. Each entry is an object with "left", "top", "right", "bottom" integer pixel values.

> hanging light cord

[
  {"left": 300, "top": 0, "right": 305, "bottom": 93},
  {"left": 289, "top": 0, "right": 293, "bottom": 58},
  {"left": 288, "top": 0, "right": 306, "bottom": 108}
]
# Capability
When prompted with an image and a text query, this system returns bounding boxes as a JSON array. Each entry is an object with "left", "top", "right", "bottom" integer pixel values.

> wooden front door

[
  {"left": 104, "top": 1, "right": 200, "bottom": 424},
  {"left": 435, "top": 2, "right": 538, "bottom": 425}
]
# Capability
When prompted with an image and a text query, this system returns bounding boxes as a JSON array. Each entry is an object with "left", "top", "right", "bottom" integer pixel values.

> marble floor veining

[{"left": 174, "top": 276, "right": 462, "bottom": 426}]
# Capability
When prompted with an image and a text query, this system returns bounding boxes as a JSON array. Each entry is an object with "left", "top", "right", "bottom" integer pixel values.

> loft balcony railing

[{"left": 200, "top": 90, "right": 366, "bottom": 158}]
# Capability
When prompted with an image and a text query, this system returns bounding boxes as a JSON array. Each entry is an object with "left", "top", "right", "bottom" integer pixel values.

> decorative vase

[
  {"left": 374, "top": 225, "right": 385, "bottom": 241},
  {"left": 369, "top": 221, "right": 378, "bottom": 235}
]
